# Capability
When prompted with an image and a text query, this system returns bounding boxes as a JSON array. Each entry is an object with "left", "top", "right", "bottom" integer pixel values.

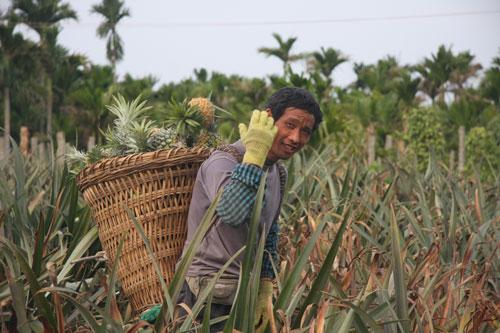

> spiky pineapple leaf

[
  {"left": 163, "top": 97, "right": 203, "bottom": 146},
  {"left": 124, "top": 119, "right": 156, "bottom": 153},
  {"left": 107, "top": 94, "right": 152, "bottom": 129}
]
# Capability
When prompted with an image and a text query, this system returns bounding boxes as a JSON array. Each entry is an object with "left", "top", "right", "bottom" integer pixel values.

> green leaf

[
  {"left": 390, "top": 205, "right": 410, "bottom": 333},
  {"left": 57, "top": 226, "right": 98, "bottom": 282},
  {"left": 178, "top": 246, "right": 245, "bottom": 332},
  {"left": 295, "top": 206, "right": 351, "bottom": 326},
  {"left": 225, "top": 172, "right": 267, "bottom": 332},
  {"left": 126, "top": 206, "right": 175, "bottom": 321},
  {"left": 168, "top": 191, "right": 222, "bottom": 307},
  {"left": 275, "top": 216, "right": 328, "bottom": 310},
  {"left": 58, "top": 292, "right": 105, "bottom": 333},
  {"left": 0, "top": 239, "right": 57, "bottom": 329},
  {"left": 2, "top": 261, "right": 30, "bottom": 333},
  {"left": 105, "top": 235, "right": 125, "bottom": 325}
]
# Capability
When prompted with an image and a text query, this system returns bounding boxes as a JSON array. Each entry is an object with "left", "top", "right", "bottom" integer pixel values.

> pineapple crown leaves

[
  {"left": 124, "top": 119, "right": 157, "bottom": 153},
  {"left": 163, "top": 97, "right": 204, "bottom": 138},
  {"left": 106, "top": 94, "right": 153, "bottom": 130},
  {"left": 100, "top": 126, "right": 125, "bottom": 153},
  {"left": 100, "top": 94, "right": 158, "bottom": 154},
  {"left": 65, "top": 146, "right": 87, "bottom": 174}
]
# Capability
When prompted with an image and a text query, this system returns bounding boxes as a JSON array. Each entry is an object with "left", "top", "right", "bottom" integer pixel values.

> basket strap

[{"left": 216, "top": 144, "right": 286, "bottom": 198}]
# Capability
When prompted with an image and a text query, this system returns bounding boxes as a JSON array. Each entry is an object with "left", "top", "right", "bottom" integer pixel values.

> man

[{"left": 179, "top": 87, "right": 322, "bottom": 331}]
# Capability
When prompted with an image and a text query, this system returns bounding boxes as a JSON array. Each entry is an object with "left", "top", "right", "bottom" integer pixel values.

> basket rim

[{"left": 76, "top": 147, "right": 211, "bottom": 191}]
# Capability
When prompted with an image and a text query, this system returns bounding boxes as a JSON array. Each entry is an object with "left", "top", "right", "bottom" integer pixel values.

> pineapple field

[{"left": 0, "top": 127, "right": 498, "bottom": 332}]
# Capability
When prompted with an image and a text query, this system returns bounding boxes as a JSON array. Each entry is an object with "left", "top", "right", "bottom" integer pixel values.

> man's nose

[{"left": 289, "top": 128, "right": 300, "bottom": 143}]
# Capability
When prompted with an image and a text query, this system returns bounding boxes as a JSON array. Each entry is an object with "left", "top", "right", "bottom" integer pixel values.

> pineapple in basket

[
  {"left": 147, "top": 127, "right": 183, "bottom": 150},
  {"left": 187, "top": 97, "right": 222, "bottom": 148},
  {"left": 189, "top": 97, "right": 214, "bottom": 128},
  {"left": 163, "top": 98, "right": 205, "bottom": 147},
  {"left": 102, "top": 94, "right": 156, "bottom": 155}
]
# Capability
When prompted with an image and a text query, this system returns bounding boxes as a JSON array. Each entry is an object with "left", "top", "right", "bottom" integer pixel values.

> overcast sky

[{"left": 15, "top": 0, "right": 500, "bottom": 87}]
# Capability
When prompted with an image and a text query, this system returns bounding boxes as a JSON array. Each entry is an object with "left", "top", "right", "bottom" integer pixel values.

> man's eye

[{"left": 286, "top": 122, "right": 295, "bottom": 129}]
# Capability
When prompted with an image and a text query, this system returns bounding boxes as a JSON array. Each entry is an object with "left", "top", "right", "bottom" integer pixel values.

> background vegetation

[{"left": 0, "top": 0, "right": 499, "bottom": 332}]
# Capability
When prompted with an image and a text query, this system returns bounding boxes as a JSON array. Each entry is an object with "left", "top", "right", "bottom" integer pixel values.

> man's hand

[
  {"left": 239, "top": 110, "right": 278, "bottom": 168},
  {"left": 254, "top": 279, "right": 273, "bottom": 333}
]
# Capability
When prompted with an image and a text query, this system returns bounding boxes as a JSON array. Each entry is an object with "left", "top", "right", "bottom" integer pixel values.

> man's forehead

[{"left": 282, "top": 108, "right": 314, "bottom": 126}]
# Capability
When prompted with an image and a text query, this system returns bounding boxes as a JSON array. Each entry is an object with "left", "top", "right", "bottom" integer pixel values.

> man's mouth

[{"left": 282, "top": 143, "right": 298, "bottom": 154}]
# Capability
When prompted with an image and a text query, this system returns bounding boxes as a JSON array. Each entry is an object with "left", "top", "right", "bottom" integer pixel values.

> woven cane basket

[{"left": 76, "top": 148, "right": 210, "bottom": 313}]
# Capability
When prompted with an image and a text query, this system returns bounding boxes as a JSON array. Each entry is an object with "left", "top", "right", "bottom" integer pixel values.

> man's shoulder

[
  {"left": 206, "top": 141, "right": 245, "bottom": 164},
  {"left": 201, "top": 141, "right": 244, "bottom": 170}
]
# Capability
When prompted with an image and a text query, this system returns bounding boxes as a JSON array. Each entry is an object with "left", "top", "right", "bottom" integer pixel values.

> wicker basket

[{"left": 76, "top": 147, "right": 210, "bottom": 313}]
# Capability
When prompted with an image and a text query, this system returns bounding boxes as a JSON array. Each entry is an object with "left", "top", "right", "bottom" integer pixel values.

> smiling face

[{"left": 267, "top": 107, "right": 315, "bottom": 161}]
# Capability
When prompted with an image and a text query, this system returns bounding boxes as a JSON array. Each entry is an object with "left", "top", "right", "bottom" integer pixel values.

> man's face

[{"left": 267, "top": 107, "right": 315, "bottom": 161}]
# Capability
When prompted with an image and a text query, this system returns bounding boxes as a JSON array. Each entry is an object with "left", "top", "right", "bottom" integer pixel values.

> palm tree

[
  {"left": 352, "top": 57, "right": 414, "bottom": 155},
  {"left": 308, "top": 47, "right": 348, "bottom": 80},
  {"left": 0, "top": 9, "right": 38, "bottom": 154},
  {"left": 418, "top": 46, "right": 483, "bottom": 172},
  {"left": 416, "top": 45, "right": 452, "bottom": 103},
  {"left": 353, "top": 56, "right": 402, "bottom": 95},
  {"left": 91, "top": 0, "right": 130, "bottom": 77},
  {"left": 258, "top": 33, "right": 303, "bottom": 74},
  {"left": 446, "top": 93, "right": 486, "bottom": 172},
  {"left": 67, "top": 64, "right": 114, "bottom": 145},
  {"left": 12, "top": 0, "right": 77, "bottom": 136},
  {"left": 415, "top": 45, "right": 470, "bottom": 104},
  {"left": 392, "top": 69, "right": 421, "bottom": 154},
  {"left": 0, "top": 17, "right": 23, "bottom": 154},
  {"left": 449, "top": 51, "right": 482, "bottom": 99},
  {"left": 349, "top": 91, "right": 398, "bottom": 164},
  {"left": 480, "top": 54, "right": 500, "bottom": 106}
]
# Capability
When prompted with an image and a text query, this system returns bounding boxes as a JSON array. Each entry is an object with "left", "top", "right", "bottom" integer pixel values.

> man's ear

[{"left": 266, "top": 108, "right": 272, "bottom": 117}]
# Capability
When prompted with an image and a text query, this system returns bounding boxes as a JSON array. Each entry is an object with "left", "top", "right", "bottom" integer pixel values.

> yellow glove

[
  {"left": 254, "top": 279, "right": 274, "bottom": 333},
  {"left": 239, "top": 110, "right": 278, "bottom": 168}
]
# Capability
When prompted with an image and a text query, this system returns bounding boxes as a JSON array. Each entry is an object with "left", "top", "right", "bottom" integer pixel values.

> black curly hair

[{"left": 265, "top": 87, "right": 323, "bottom": 131}]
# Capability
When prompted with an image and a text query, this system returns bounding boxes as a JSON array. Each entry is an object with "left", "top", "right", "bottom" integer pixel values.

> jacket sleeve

[
  {"left": 261, "top": 218, "right": 279, "bottom": 279},
  {"left": 215, "top": 163, "right": 264, "bottom": 226}
]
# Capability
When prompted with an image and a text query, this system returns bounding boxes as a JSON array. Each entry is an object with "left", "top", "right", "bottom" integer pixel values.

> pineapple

[
  {"left": 163, "top": 98, "right": 203, "bottom": 147},
  {"left": 195, "top": 130, "right": 222, "bottom": 148},
  {"left": 189, "top": 97, "right": 215, "bottom": 128},
  {"left": 147, "top": 127, "right": 180, "bottom": 150},
  {"left": 67, "top": 94, "right": 214, "bottom": 172}
]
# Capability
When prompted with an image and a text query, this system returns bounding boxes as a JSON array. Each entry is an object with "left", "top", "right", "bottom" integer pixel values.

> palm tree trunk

[
  {"left": 458, "top": 125, "right": 465, "bottom": 173},
  {"left": 397, "top": 112, "right": 409, "bottom": 157},
  {"left": 111, "top": 58, "right": 116, "bottom": 82},
  {"left": 384, "top": 134, "right": 393, "bottom": 150},
  {"left": 20, "top": 126, "right": 30, "bottom": 155},
  {"left": 87, "top": 135, "right": 95, "bottom": 150},
  {"left": 3, "top": 86, "right": 10, "bottom": 155},
  {"left": 449, "top": 150, "right": 455, "bottom": 175},
  {"left": 46, "top": 76, "right": 53, "bottom": 137},
  {"left": 366, "top": 123, "right": 376, "bottom": 165}
]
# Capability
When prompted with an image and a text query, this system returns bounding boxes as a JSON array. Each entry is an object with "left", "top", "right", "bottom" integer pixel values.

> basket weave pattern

[{"left": 77, "top": 148, "right": 210, "bottom": 312}]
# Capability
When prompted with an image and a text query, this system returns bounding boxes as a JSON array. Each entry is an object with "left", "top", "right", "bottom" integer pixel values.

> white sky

[{"left": 11, "top": 0, "right": 500, "bottom": 87}]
